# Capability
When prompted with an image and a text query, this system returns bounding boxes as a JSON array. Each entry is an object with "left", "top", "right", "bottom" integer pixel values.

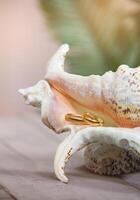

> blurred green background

[{"left": 40, "top": 0, "right": 140, "bottom": 75}]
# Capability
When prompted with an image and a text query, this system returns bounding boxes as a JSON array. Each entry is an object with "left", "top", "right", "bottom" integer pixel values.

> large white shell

[{"left": 19, "top": 44, "right": 140, "bottom": 183}]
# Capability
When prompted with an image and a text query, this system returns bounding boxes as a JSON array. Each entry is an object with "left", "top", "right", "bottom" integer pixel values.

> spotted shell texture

[
  {"left": 84, "top": 143, "right": 140, "bottom": 176},
  {"left": 102, "top": 65, "right": 140, "bottom": 127},
  {"left": 19, "top": 44, "right": 140, "bottom": 183}
]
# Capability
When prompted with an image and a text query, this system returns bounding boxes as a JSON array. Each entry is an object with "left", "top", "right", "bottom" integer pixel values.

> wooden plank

[
  {"left": 0, "top": 185, "right": 17, "bottom": 200},
  {"left": 0, "top": 115, "right": 139, "bottom": 200}
]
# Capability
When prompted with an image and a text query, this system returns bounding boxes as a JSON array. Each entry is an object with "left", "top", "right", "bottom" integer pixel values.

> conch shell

[{"left": 19, "top": 44, "right": 140, "bottom": 183}]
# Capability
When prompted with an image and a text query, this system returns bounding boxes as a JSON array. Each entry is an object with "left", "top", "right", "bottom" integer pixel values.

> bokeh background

[
  {"left": 0, "top": 0, "right": 58, "bottom": 115},
  {"left": 0, "top": 0, "right": 140, "bottom": 116}
]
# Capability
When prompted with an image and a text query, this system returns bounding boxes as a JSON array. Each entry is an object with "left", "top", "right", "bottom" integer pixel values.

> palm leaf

[{"left": 40, "top": 0, "right": 140, "bottom": 75}]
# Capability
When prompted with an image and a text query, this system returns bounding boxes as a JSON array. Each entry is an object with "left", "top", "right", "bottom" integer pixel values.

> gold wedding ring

[
  {"left": 65, "top": 113, "right": 86, "bottom": 125},
  {"left": 65, "top": 112, "right": 104, "bottom": 126}
]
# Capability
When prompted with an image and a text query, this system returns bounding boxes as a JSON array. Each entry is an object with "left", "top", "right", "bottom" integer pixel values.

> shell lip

[{"left": 54, "top": 125, "right": 140, "bottom": 183}]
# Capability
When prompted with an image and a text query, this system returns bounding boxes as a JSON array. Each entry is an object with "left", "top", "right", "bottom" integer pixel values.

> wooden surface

[
  {"left": 0, "top": 114, "right": 140, "bottom": 200},
  {"left": 0, "top": 184, "right": 17, "bottom": 200}
]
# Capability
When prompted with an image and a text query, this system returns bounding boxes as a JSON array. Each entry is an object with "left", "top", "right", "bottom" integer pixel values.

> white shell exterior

[
  {"left": 84, "top": 143, "right": 140, "bottom": 175},
  {"left": 19, "top": 44, "right": 140, "bottom": 183}
]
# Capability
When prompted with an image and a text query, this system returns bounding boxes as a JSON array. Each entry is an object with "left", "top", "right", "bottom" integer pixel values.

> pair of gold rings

[{"left": 65, "top": 112, "right": 104, "bottom": 126}]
